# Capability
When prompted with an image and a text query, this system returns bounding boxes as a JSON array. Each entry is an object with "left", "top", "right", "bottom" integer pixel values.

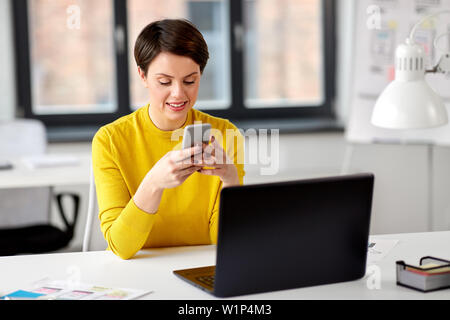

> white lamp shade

[
  {"left": 372, "top": 79, "right": 448, "bottom": 129},
  {"left": 372, "top": 39, "right": 448, "bottom": 129}
]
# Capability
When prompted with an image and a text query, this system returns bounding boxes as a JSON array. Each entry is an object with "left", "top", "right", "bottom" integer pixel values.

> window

[
  {"left": 13, "top": 0, "right": 335, "bottom": 134},
  {"left": 127, "top": 0, "right": 231, "bottom": 110},
  {"left": 28, "top": 0, "right": 117, "bottom": 115},
  {"left": 244, "top": 0, "right": 325, "bottom": 108}
]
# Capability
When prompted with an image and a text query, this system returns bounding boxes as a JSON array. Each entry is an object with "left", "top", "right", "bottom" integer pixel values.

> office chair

[
  {"left": 0, "top": 120, "right": 80, "bottom": 256},
  {"left": 82, "top": 167, "right": 96, "bottom": 252},
  {"left": 82, "top": 165, "right": 106, "bottom": 252}
]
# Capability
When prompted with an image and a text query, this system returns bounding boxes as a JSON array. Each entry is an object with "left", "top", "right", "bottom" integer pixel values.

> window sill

[
  {"left": 232, "top": 117, "right": 344, "bottom": 134},
  {"left": 47, "top": 126, "right": 100, "bottom": 143},
  {"left": 47, "top": 118, "right": 344, "bottom": 143}
]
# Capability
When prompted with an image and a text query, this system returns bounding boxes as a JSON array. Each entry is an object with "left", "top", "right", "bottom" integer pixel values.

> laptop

[{"left": 173, "top": 173, "right": 375, "bottom": 297}]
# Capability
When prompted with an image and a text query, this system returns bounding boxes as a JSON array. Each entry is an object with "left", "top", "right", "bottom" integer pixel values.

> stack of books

[{"left": 396, "top": 256, "right": 450, "bottom": 292}]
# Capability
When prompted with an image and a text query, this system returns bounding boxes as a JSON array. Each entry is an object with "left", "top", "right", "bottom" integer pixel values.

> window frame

[
  {"left": 212, "top": 0, "right": 336, "bottom": 121},
  {"left": 12, "top": 0, "right": 336, "bottom": 132},
  {"left": 12, "top": 0, "right": 131, "bottom": 128}
]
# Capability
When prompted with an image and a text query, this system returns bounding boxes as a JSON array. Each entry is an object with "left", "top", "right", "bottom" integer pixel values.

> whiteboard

[{"left": 346, "top": 0, "right": 450, "bottom": 146}]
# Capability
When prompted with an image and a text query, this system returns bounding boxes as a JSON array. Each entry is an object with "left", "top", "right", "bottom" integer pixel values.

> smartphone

[{"left": 182, "top": 123, "right": 212, "bottom": 149}]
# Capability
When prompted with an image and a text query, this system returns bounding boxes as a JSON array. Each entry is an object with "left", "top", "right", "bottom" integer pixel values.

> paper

[
  {"left": 0, "top": 278, "right": 152, "bottom": 300},
  {"left": 367, "top": 238, "right": 399, "bottom": 265},
  {"left": 21, "top": 155, "right": 80, "bottom": 169}
]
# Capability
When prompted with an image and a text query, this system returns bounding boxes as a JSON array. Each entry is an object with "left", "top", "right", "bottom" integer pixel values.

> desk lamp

[
  {"left": 371, "top": 11, "right": 450, "bottom": 129},
  {"left": 369, "top": 11, "right": 450, "bottom": 232}
]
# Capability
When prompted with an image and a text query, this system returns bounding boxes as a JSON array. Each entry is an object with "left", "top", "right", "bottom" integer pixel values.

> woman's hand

[
  {"left": 133, "top": 145, "right": 203, "bottom": 214},
  {"left": 148, "top": 146, "right": 203, "bottom": 190},
  {"left": 146, "top": 145, "right": 204, "bottom": 190},
  {"left": 196, "top": 136, "right": 240, "bottom": 188}
]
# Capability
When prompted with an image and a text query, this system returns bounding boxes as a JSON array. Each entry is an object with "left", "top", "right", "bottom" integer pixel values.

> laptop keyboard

[{"left": 196, "top": 275, "right": 215, "bottom": 288}]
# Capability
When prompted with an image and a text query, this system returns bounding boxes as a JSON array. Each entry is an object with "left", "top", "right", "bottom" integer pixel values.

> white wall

[
  {"left": 244, "top": 134, "right": 450, "bottom": 235},
  {"left": 0, "top": 0, "right": 16, "bottom": 121}
]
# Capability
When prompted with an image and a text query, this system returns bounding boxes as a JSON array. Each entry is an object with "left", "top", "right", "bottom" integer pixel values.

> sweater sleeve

[
  {"left": 92, "top": 127, "right": 157, "bottom": 260},
  {"left": 209, "top": 124, "right": 245, "bottom": 244}
]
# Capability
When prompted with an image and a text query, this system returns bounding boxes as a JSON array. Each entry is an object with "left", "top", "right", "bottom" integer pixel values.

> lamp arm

[
  {"left": 434, "top": 32, "right": 450, "bottom": 55},
  {"left": 431, "top": 33, "right": 450, "bottom": 74},
  {"left": 409, "top": 10, "right": 450, "bottom": 75},
  {"left": 409, "top": 10, "right": 450, "bottom": 42},
  {"left": 434, "top": 52, "right": 450, "bottom": 74}
]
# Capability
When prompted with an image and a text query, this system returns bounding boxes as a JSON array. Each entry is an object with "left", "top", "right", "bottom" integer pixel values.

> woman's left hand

[{"left": 195, "top": 136, "right": 240, "bottom": 188}]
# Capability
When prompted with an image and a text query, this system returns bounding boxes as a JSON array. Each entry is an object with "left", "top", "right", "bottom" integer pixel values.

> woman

[{"left": 92, "top": 19, "right": 245, "bottom": 260}]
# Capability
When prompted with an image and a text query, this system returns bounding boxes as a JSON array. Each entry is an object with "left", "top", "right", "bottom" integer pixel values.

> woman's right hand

[
  {"left": 146, "top": 145, "right": 204, "bottom": 190},
  {"left": 133, "top": 145, "right": 203, "bottom": 214}
]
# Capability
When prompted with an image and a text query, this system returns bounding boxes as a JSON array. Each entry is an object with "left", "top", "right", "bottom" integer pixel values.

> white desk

[
  {"left": 0, "top": 154, "right": 91, "bottom": 189},
  {"left": 0, "top": 231, "right": 448, "bottom": 300}
]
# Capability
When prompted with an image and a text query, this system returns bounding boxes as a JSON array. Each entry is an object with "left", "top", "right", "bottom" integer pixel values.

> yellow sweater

[{"left": 92, "top": 105, "right": 245, "bottom": 260}]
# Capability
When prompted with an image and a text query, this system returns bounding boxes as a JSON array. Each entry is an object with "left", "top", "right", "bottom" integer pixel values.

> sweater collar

[{"left": 141, "top": 104, "right": 194, "bottom": 140}]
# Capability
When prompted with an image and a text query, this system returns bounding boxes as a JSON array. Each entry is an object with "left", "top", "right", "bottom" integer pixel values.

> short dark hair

[{"left": 134, "top": 19, "right": 209, "bottom": 75}]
